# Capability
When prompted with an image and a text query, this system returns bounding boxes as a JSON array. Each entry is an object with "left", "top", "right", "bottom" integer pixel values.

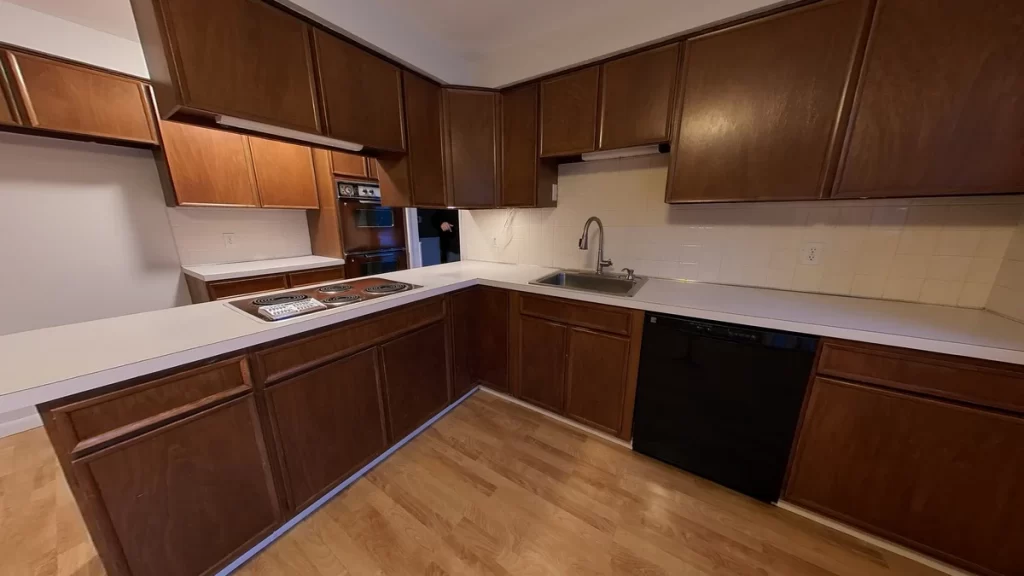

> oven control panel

[{"left": 337, "top": 181, "right": 381, "bottom": 200}]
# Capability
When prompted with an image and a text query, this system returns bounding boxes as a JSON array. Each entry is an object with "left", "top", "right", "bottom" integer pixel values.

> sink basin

[{"left": 529, "top": 270, "right": 648, "bottom": 297}]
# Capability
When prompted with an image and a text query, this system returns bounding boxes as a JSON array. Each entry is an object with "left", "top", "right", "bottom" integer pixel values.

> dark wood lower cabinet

[
  {"left": 70, "top": 396, "right": 280, "bottom": 576},
  {"left": 786, "top": 377, "right": 1024, "bottom": 576},
  {"left": 452, "top": 287, "right": 509, "bottom": 397},
  {"left": 518, "top": 315, "right": 568, "bottom": 413},
  {"left": 512, "top": 293, "right": 643, "bottom": 440},
  {"left": 565, "top": 327, "right": 631, "bottom": 434},
  {"left": 380, "top": 321, "right": 452, "bottom": 441},
  {"left": 265, "top": 348, "right": 387, "bottom": 511}
]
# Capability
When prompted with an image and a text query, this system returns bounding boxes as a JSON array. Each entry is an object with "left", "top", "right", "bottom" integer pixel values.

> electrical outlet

[
  {"left": 800, "top": 242, "right": 824, "bottom": 266},
  {"left": 223, "top": 233, "right": 236, "bottom": 247}
]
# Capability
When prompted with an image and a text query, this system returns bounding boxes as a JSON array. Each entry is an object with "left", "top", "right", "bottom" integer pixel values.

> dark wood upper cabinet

[
  {"left": 0, "top": 88, "right": 15, "bottom": 125},
  {"left": 786, "top": 377, "right": 1024, "bottom": 576},
  {"left": 379, "top": 71, "right": 446, "bottom": 208},
  {"left": 0, "top": 51, "right": 22, "bottom": 125},
  {"left": 834, "top": 0, "right": 1024, "bottom": 198},
  {"left": 71, "top": 396, "right": 281, "bottom": 576},
  {"left": 130, "top": 0, "right": 320, "bottom": 134},
  {"left": 4, "top": 50, "right": 157, "bottom": 145},
  {"left": 265, "top": 348, "right": 387, "bottom": 511},
  {"left": 598, "top": 43, "right": 681, "bottom": 150},
  {"left": 158, "top": 120, "right": 259, "bottom": 207},
  {"left": 667, "top": 0, "right": 871, "bottom": 202},
  {"left": 313, "top": 29, "right": 405, "bottom": 152},
  {"left": 565, "top": 327, "right": 631, "bottom": 435},
  {"left": 248, "top": 136, "right": 318, "bottom": 209},
  {"left": 444, "top": 88, "right": 499, "bottom": 208},
  {"left": 539, "top": 66, "right": 600, "bottom": 157},
  {"left": 500, "top": 83, "right": 557, "bottom": 207},
  {"left": 517, "top": 316, "right": 568, "bottom": 413},
  {"left": 380, "top": 321, "right": 451, "bottom": 441},
  {"left": 331, "top": 150, "right": 372, "bottom": 180}
]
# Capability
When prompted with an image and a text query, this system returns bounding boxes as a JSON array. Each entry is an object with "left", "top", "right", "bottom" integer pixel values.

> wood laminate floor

[{"left": 1, "top": 391, "right": 943, "bottom": 576}]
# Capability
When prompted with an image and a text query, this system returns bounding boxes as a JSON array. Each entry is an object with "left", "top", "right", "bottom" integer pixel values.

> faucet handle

[{"left": 621, "top": 267, "right": 635, "bottom": 280}]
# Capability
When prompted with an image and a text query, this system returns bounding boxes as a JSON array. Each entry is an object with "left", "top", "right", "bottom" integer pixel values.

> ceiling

[{"left": 6, "top": 0, "right": 784, "bottom": 87}]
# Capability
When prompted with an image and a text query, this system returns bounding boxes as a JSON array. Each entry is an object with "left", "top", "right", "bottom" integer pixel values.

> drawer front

[
  {"left": 208, "top": 274, "right": 289, "bottom": 300},
  {"left": 819, "top": 339, "right": 1024, "bottom": 414},
  {"left": 519, "top": 293, "right": 632, "bottom": 336},
  {"left": 287, "top": 266, "right": 346, "bottom": 287},
  {"left": 57, "top": 357, "right": 251, "bottom": 454},
  {"left": 255, "top": 297, "right": 445, "bottom": 385}
]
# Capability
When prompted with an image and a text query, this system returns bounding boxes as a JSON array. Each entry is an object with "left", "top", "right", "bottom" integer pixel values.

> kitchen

[{"left": 0, "top": 0, "right": 1022, "bottom": 575}]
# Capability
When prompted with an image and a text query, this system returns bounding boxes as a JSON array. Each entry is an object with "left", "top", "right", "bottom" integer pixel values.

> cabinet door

[
  {"left": 159, "top": 121, "right": 260, "bottom": 207},
  {"left": 331, "top": 150, "right": 370, "bottom": 179},
  {"left": 539, "top": 66, "right": 599, "bottom": 157},
  {"left": 565, "top": 327, "right": 630, "bottom": 434},
  {"left": 72, "top": 396, "right": 280, "bottom": 576},
  {"left": 517, "top": 316, "right": 567, "bottom": 413},
  {"left": 786, "top": 378, "right": 1024, "bottom": 576},
  {"left": 402, "top": 71, "right": 447, "bottom": 206},
  {"left": 380, "top": 322, "right": 451, "bottom": 441},
  {"left": 5, "top": 51, "right": 156, "bottom": 144},
  {"left": 444, "top": 88, "right": 498, "bottom": 207},
  {"left": 367, "top": 159, "right": 379, "bottom": 180},
  {"left": 452, "top": 287, "right": 509, "bottom": 398},
  {"left": 598, "top": 43, "right": 681, "bottom": 150},
  {"left": 500, "top": 83, "right": 556, "bottom": 208},
  {"left": 0, "top": 55, "right": 19, "bottom": 125},
  {"left": 134, "top": 0, "right": 320, "bottom": 133},
  {"left": 834, "top": 0, "right": 1024, "bottom": 198},
  {"left": 266, "top": 348, "right": 387, "bottom": 510},
  {"left": 248, "top": 136, "right": 318, "bottom": 209},
  {"left": 313, "top": 29, "right": 405, "bottom": 152},
  {"left": 667, "top": 0, "right": 870, "bottom": 202}
]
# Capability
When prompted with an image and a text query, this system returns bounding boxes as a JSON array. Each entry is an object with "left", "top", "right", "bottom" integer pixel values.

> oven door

[
  {"left": 338, "top": 200, "right": 406, "bottom": 254},
  {"left": 344, "top": 250, "right": 408, "bottom": 279}
]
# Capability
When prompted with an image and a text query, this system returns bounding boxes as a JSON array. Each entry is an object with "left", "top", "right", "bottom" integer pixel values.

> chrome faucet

[{"left": 579, "top": 216, "right": 613, "bottom": 275}]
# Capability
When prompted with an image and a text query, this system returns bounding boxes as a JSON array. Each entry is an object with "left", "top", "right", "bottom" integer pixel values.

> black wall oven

[{"left": 336, "top": 180, "right": 408, "bottom": 278}]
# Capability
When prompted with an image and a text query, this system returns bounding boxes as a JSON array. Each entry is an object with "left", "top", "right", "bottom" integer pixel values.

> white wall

[
  {"left": 0, "top": 1, "right": 148, "bottom": 77},
  {"left": 0, "top": 132, "right": 189, "bottom": 335},
  {"left": 168, "top": 207, "right": 313, "bottom": 266},
  {"left": 460, "top": 155, "right": 1023, "bottom": 308}
]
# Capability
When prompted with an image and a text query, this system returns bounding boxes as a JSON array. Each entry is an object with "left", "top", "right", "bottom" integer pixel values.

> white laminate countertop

[
  {"left": 4, "top": 261, "right": 1024, "bottom": 413},
  {"left": 181, "top": 256, "right": 347, "bottom": 282}
]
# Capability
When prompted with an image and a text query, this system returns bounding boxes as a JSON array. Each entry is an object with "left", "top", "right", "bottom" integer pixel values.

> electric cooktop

[{"left": 228, "top": 278, "right": 420, "bottom": 322}]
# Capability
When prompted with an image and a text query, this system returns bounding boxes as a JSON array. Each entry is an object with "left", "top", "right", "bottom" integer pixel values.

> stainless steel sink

[{"left": 529, "top": 270, "right": 648, "bottom": 297}]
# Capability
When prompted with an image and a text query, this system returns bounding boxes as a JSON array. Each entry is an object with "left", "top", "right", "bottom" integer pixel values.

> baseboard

[
  {"left": 776, "top": 501, "right": 976, "bottom": 576},
  {"left": 476, "top": 386, "right": 632, "bottom": 449},
  {"left": 0, "top": 408, "right": 42, "bottom": 439},
  {"left": 217, "top": 385, "right": 480, "bottom": 575}
]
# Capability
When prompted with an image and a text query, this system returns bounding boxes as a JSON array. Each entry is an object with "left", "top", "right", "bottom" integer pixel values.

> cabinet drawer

[
  {"left": 255, "top": 297, "right": 445, "bottom": 385},
  {"left": 207, "top": 274, "right": 289, "bottom": 300},
  {"left": 819, "top": 339, "right": 1024, "bottom": 414},
  {"left": 287, "top": 266, "right": 346, "bottom": 287},
  {"left": 54, "top": 357, "right": 251, "bottom": 454},
  {"left": 520, "top": 294, "right": 632, "bottom": 336}
]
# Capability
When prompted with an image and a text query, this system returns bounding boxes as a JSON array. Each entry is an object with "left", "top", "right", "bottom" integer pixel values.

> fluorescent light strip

[
  {"left": 580, "top": 144, "right": 661, "bottom": 162},
  {"left": 215, "top": 115, "right": 364, "bottom": 152}
]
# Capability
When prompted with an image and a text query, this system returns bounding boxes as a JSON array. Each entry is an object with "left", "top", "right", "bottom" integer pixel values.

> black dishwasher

[{"left": 632, "top": 313, "right": 818, "bottom": 502}]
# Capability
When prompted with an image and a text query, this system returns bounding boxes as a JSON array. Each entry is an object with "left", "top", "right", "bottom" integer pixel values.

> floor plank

[{"left": 1, "top": 392, "right": 945, "bottom": 575}]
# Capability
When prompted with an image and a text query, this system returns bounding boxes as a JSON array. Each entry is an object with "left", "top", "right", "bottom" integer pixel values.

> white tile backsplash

[
  {"left": 460, "top": 153, "right": 1024, "bottom": 310},
  {"left": 167, "top": 207, "right": 311, "bottom": 266}
]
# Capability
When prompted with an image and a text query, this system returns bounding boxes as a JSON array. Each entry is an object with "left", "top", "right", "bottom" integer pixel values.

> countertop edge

[
  {"left": 5, "top": 267, "right": 1024, "bottom": 413},
  {"left": 181, "top": 257, "right": 347, "bottom": 282}
]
